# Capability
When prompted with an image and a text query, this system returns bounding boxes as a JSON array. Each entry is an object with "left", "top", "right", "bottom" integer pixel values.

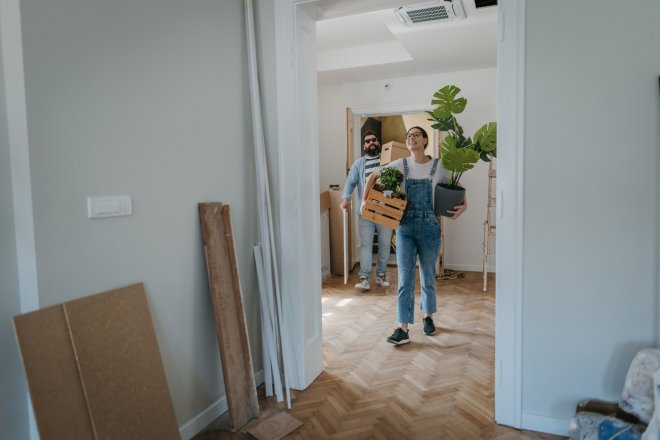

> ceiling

[{"left": 310, "top": 0, "right": 498, "bottom": 85}]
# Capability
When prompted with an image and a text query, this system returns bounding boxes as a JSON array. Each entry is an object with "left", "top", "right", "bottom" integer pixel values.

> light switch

[{"left": 87, "top": 196, "right": 133, "bottom": 219}]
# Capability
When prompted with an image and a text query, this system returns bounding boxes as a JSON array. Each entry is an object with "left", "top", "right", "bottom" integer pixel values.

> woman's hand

[
  {"left": 362, "top": 168, "right": 381, "bottom": 206},
  {"left": 447, "top": 197, "right": 467, "bottom": 219}
]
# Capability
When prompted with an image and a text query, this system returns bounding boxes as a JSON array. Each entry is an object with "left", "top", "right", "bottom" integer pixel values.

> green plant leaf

[
  {"left": 442, "top": 147, "right": 480, "bottom": 174},
  {"left": 377, "top": 167, "right": 404, "bottom": 192},
  {"left": 473, "top": 122, "right": 497, "bottom": 153},
  {"left": 457, "top": 135, "right": 471, "bottom": 149},
  {"left": 442, "top": 148, "right": 479, "bottom": 173},
  {"left": 431, "top": 85, "right": 467, "bottom": 118},
  {"left": 441, "top": 135, "right": 458, "bottom": 152},
  {"left": 428, "top": 115, "right": 454, "bottom": 131}
]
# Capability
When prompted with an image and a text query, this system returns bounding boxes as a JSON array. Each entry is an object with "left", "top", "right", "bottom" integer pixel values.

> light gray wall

[
  {"left": 0, "top": 26, "right": 30, "bottom": 440},
  {"left": 523, "top": 0, "right": 660, "bottom": 423},
  {"left": 17, "top": 0, "right": 260, "bottom": 431}
]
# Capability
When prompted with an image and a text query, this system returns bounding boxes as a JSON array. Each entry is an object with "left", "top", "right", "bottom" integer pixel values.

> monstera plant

[{"left": 427, "top": 85, "right": 497, "bottom": 216}]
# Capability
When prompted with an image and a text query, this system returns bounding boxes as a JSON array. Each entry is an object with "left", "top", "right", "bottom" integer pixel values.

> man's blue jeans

[
  {"left": 358, "top": 217, "right": 393, "bottom": 281},
  {"left": 395, "top": 216, "right": 440, "bottom": 324}
]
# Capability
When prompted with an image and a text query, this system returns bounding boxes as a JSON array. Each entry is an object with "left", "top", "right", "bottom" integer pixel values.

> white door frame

[
  {"left": 274, "top": 0, "right": 526, "bottom": 428},
  {"left": 494, "top": 0, "right": 525, "bottom": 428}
]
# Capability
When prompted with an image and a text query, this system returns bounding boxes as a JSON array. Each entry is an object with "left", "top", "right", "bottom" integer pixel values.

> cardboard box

[
  {"left": 328, "top": 189, "right": 352, "bottom": 276},
  {"left": 360, "top": 187, "right": 407, "bottom": 230},
  {"left": 380, "top": 141, "right": 410, "bottom": 165}
]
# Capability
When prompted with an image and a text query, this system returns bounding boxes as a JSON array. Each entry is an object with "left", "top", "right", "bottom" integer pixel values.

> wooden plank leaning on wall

[{"left": 199, "top": 202, "right": 259, "bottom": 431}]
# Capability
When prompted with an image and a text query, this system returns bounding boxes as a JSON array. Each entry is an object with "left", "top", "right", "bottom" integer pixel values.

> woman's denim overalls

[{"left": 395, "top": 158, "right": 441, "bottom": 324}]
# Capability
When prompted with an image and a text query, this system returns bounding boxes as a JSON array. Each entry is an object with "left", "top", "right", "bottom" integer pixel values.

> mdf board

[
  {"left": 64, "top": 284, "right": 180, "bottom": 440},
  {"left": 328, "top": 189, "right": 352, "bottom": 276},
  {"left": 12, "top": 283, "right": 179, "bottom": 440},
  {"left": 13, "top": 305, "right": 95, "bottom": 440},
  {"left": 199, "top": 203, "right": 259, "bottom": 431}
]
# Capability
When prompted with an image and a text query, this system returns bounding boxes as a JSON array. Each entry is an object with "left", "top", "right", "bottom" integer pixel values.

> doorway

[
  {"left": 273, "top": 0, "right": 526, "bottom": 430},
  {"left": 345, "top": 111, "right": 439, "bottom": 270}
]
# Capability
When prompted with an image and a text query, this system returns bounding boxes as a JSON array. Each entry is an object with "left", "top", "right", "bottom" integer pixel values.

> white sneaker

[
  {"left": 354, "top": 278, "right": 370, "bottom": 290},
  {"left": 376, "top": 273, "right": 389, "bottom": 287}
]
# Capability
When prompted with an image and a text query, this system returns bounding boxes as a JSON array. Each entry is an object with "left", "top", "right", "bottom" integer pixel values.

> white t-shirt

[{"left": 384, "top": 157, "right": 449, "bottom": 203}]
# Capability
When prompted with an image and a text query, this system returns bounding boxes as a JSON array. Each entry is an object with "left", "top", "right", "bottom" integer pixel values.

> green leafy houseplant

[
  {"left": 374, "top": 167, "right": 405, "bottom": 200},
  {"left": 427, "top": 85, "right": 497, "bottom": 189}
]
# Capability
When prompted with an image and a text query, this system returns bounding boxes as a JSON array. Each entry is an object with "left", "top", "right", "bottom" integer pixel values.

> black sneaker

[
  {"left": 387, "top": 327, "right": 410, "bottom": 345},
  {"left": 423, "top": 316, "right": 436, "bottom": 335}
]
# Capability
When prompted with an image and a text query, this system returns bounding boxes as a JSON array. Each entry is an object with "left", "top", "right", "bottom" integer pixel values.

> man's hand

[{"left": 339, "top": 199, "right": 350, "bottom": 211}]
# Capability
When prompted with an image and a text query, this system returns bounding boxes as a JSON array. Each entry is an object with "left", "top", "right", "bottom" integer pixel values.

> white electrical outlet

[{"left": 87, "top": 196, "right": 133, "bottom": 219}]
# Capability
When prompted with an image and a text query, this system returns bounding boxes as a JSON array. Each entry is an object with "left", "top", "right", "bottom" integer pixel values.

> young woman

[{"left": 363, "top": 126, "right": 467, "bottom": 345}]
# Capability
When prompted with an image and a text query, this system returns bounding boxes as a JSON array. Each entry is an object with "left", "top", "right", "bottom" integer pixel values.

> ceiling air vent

[{"left": 394, "top": 0, "right": 466, "bottom": 26}]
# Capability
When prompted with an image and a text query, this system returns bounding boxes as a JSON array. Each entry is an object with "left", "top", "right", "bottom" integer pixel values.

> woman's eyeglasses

[{"left": 406, "top": 132, "right": 423, "bottom": 139}]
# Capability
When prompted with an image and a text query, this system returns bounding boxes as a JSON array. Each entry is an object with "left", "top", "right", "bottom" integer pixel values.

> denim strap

[{"left": 430, "top": 158, "right": 439, "bottom": 177}]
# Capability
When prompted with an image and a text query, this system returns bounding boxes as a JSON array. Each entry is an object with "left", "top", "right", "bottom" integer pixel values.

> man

[{"left": 340, "top": 131, "right": 394, "bottom": 290}]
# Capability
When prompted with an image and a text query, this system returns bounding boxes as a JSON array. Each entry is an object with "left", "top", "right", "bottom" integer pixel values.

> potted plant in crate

[
  {"left": 373, "top": 167, "right": 406, "bottom": 200},
  {"left": 427, "top": 85, "right": 497, "bottom": 217},
  {"left": 361, "top": 168, "right": 407, "bottom": 229}
]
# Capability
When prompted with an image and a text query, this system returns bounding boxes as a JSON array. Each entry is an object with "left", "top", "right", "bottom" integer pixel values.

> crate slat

[
  {"left": 361, "top": 211, "right": 400, "bottom": 229},
  {"left": 360, "top": 188, "right": 407, "bottom": 229}
]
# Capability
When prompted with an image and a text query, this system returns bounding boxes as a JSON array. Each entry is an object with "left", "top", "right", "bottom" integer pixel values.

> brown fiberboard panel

[
  {"left": 13, "top": 305, "right": 95, "bottom": 440},
  {"left": 245, "top": 412, "right": 303, "bottom": 440},
  {"left": 63, "top": 283, "right": 180, "bottom": 440},
  {"left": 199, "top": 203, "right": 259, "bottom": 431}
]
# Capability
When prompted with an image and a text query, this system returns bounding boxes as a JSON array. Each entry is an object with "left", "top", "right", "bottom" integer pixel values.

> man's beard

[{"left": 366, "top": 146, "right": 381, "bottom": 157}]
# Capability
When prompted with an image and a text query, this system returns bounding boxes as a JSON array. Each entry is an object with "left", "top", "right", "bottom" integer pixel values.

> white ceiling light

[{"left": 394, "top": 0, "right": 466, "bottom": 26}]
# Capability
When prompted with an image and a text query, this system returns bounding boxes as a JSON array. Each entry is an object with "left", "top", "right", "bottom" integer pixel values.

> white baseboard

[
  {"left": 521, "top": 413, "right": 569, "bottom": 437},
  {"left": 179, "top": 369, "right": 265, "bottom": 440},
  {"left": 444, "top": 263, "right": 495, "bottom": 273}
]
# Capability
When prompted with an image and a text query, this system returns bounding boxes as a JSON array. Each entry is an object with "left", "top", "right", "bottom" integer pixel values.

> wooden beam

[{"left": 199, "top": 202, "right": 259, "bottom": 431}]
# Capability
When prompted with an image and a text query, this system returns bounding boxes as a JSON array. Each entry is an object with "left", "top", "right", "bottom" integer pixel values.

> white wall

[
  {"left": 0, "top": 21, "right": 29, "bottom": 440},
  {"left": 6, "top": 0, "right": 262, "bottom": 437},
  {"left": 521, "top": 0, "right": 660, "bottom": 431},
  {"left": 318, "top": 68, "right": 497, "bottom": 271}
]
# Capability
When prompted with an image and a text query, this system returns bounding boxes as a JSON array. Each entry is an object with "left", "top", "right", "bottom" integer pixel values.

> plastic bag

[
  {"left": 621, "top": 349, "right": 660, "bottom": 424},
  {"left": 569, "top": 412, "right": 644, "bottom": 440},
  {"left": 641, "top": 368, "right": 660, "bottom": 440}
]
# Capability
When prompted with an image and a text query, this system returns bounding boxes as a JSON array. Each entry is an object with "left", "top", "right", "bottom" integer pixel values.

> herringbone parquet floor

[{"left": 196, "top": 269, "right": 564, "bottom": 440}]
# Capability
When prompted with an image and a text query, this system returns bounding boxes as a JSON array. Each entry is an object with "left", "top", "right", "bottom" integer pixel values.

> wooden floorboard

[{"left": 198, "top": 270, "right": 564, "bottom": 440}]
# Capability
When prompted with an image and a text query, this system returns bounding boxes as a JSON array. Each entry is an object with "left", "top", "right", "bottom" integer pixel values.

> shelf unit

[{"left": 482, "top": 162, "right": 496, "bottom": 291}]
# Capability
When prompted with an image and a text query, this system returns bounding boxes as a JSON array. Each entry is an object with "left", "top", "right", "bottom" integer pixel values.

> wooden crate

[{"left": 360, "top": 188, "right": 407, "bottom": 229}]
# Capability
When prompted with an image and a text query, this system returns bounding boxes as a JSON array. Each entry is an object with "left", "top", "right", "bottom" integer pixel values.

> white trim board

[
  {"left": 494, "top": 0, "right": 525, "bottom": 429},
  {"left": 274, "top": 0, "right": 324, "bottom": 391},
  {"left": 444, "top": 264, "right": 495, "bottom": 273},
  {"left": 1, "top": 1, "right": 41, "bottom": 439},
  {"left": 521, "top": 413, "right": 569, "bottom": 437}
]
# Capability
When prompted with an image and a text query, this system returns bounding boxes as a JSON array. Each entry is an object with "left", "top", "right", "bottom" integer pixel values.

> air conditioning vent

[{"left": 394, "top": 1, "right": 465, "bottom": 26}]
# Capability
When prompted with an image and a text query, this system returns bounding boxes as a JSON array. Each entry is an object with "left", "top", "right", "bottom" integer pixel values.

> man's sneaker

[
  {"left": 376, "top": 273, "right": 389, "bottom": 287},
  {"left": 423, "top": 316, "right": 436, "bottom": 335},
  {"left": 354, "top": 277, "right": 370, "bottom": 290},
  {"left": 387, "top": 327, "right": 410, "bottom": 345}
]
